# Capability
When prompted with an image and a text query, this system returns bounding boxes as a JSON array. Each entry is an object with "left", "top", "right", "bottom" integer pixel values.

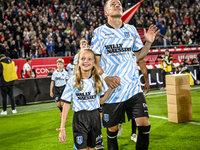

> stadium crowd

[{"left": 0, "top": 0, "right": 200, "bottom": 59}]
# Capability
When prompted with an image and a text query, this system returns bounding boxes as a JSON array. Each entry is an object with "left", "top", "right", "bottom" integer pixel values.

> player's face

[
  {"left": 57, "top": 62, "right": 64, "bottom": 70},
  {"left": 105, "top": 0, "right": 123, "bottom": 18},
  {"left": 80, "top": 43, "right": 87, "bottom": 50},
  {"left": 79, "top": 51, "right": 95, "bottom": 72}
]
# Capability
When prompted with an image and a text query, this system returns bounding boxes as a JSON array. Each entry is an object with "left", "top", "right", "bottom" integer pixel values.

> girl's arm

[
  {"left": 59, "top": 103, "right": 71, "bottom": 143},
  {"left": 100, "top": 87, "right": 112, "bottom": 104}
]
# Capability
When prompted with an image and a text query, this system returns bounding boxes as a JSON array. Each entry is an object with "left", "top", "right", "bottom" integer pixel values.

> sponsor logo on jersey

[
  {"left": 105, "top": 44, "right": 131, "bottom": 54},
  {"left": 76, "top": 92, "right": 97, "bottom": 100}
]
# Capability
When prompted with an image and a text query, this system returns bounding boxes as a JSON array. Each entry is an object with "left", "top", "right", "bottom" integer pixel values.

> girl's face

[
  {"left": 79, "top": 51, "right": 95, "bottom": 72},
  {"left": 57, "top": 62, "right": 64, "bottom": 70}
]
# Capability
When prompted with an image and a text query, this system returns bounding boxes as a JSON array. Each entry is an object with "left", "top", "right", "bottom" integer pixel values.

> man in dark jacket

[
  {"left": 0, "top": 54, "right": 18, "bottom": 115},
  {"left": 55, "top": 37, "right": 65, "bottom": 56},
  {"left": 15, "top": 35, "right": 23, "bottom": 58}
]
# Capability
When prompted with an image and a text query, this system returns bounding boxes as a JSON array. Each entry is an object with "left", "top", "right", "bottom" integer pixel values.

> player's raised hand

[
  {"left": 105, "top": 76, "right": 120, "bottom": 88},
  {"left": 59, "top": 130, "right": 66, "bottom": 143},
  {"left": 144, "top": 25, "right": 160, "bottom": 44}
]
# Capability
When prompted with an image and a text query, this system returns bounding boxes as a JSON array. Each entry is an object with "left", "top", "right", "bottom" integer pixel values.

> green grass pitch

[{"left": 0, "top": 86, "right": 200, "bottom": 150}]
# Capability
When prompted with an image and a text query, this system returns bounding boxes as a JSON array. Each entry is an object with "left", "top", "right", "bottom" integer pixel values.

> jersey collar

[{"left": 106, "top": 22, "right": 124, "bottom": 29}]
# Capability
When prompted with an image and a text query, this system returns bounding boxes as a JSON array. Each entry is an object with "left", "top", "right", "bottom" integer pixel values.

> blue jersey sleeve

[
  {"left": 132, "top": 26, "right": 144, "bottom": 52},
  {"left": 65, "top": 71, "right": 69, "bottom": 80},
  {"left": 61, "top": 80, "right": 73, "bottom": 103},
  {"left": 100, "top": 76, "right": 108, "bottom": 96},
  {"left": 91, "top": 29, "right": 102, "bottom": 55},
  {"left": 74, "top": 54, "right": 79, "bottom": 65}
]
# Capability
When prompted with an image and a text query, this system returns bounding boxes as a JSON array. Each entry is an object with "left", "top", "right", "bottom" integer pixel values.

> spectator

[
  {"left": 15, "top": 35, "right": 23, "bottom": 58},
  {"left": 46, "top": 40, "right": 55, "bottom": 57},
  {"left": 183, "top": 59, "right": 190, "bottom": 66},
  {"left": 0, "top": 54, "right": 18, "bottom": 115},
  {"left": 29, "top": 27, "right": 36, "bottom": 41},
  {"left": 1, "top": 41, "right": 10, "bottom": 57},
  {"left": 31, "top": 41, "right": 39, "bottom": 58},
  {"left": 38, "top": 34, "right": 46, "bottom": 44},
  {"left": 64, "top": 38, "right": 71, "bottom": 57},
  {"left": 47, "top": 67, "right": 53, "bottom": 77},
  {"left": 152, "top": 36, "right": 161, "bottom": 47},
  {"left": 70, "top": 40, "right": 77, "bottom": 56},
  {"left": 191, "top": 58, "right": 198, "bottom": 65},
  {"left": 61, "top": 9, "right": 68, "bottom": 27},
  {"left": 161, "top": 36, "right": 171, "bottom": 47},
  {"left": 74, "top": 20, "right": 82, "bottom": 38},
  {"left": 23, "top": 28, "right": 30, "bottom": 40},
  {"left": 53, "top": 29, "right": 61, "bottom": 43},
  {"left": 38, "top": 39, "right": 47, "bottom": 57},
  {"left": 10, "top": 41, "right": 18, "bottom": 59},
  {"left": 172, "top": 35, "right": 178, "bottom": 45},
  {"left": 160, "top": 25, "right": 166, "bottom": 35},
  {"left": 16, "top": 26, "right": 23, "bottom": 40},
  {"left": 23, "top": 37, "right": 31, "bottom": 58},
  {"left": 55, "top": 37, "right": 65, "bottom": 56}
]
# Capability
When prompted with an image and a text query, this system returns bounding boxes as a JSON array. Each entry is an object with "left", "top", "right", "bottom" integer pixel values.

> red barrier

[
  {"left": 13, "top": 57, "right": 73, "bottom": 79},
  {"left": 144, "top": 52, "right": 199, "bottom": 65}
]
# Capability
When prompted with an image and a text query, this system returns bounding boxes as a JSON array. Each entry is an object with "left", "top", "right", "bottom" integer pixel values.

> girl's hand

[{"left": 59, "top": 130, "right": 66, "bottom": 143}]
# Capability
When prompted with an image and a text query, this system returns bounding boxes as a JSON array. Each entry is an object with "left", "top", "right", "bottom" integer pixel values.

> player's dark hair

[{"left": 26, "top": 57, "right": 32, "bottom": 62}]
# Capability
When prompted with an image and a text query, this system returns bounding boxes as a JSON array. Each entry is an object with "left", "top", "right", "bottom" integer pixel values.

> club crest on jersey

[
  {"left": 77, "top": 136, "right": 83, "bottom": 145},
  {"left": 104, "top": 114, "right": 109, "bottom": 122},
  {"left": 124, "top": 32, "right": 130, "bottom": 38}
]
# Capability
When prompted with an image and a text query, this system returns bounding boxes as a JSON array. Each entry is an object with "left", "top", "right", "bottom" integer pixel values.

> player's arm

[
  {"left": 59, "top": 102, "right": 70, "bottom": 143},
  {"left": 96, "top": 55, "right": 120, "bottom": 88},
  {"left": 50, "top": 81, "right": 54, "bottom": 97},
  {"left": 100, "top": 87, "right": 112, "bottom": 104},
  {"left": 139, "top": 60, "right": 149, "bottom": 94},
  {"left": 135, "top": 25, "right": 159, "bottom": 61},
  {"left": 27, "top": 70, "right": 33, "bottom": 78}
]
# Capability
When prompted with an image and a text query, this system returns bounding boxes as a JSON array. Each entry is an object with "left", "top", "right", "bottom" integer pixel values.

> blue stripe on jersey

[
  {"left": 74, "top": 54, "right": 78, "bottom": 65},
  {"left": 66, "top": 63, "right": 75, "bottom": 78},
  {"left": 51, "top": 69, "right": 69, "bottom": 87},
  {"left": 61, "top": 76, "right": 108, "bottom": 112},
  {"left": 91, "top": 23, "right": 143, "bottom": 103}
]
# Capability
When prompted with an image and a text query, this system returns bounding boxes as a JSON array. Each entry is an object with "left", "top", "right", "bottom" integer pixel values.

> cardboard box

[
  {"left": 168, "top": 112, "right": 192, "bottom": 123},
  {"left": 166, "top": 84, "right": 190, "bottom": 95},
  {"left": 167, "top": 104, "right": 192, "bottom": 114},
  {"left": 167, "top": 94, "right": 191, "bottom": 104},
  {"left": 166, "top": 74, "right": 190, "bottom": 86}
]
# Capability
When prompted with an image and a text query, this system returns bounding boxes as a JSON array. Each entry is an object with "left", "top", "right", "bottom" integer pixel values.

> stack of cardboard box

[{"left": 166, "top": 74, "right": 192, "bottom": 123}]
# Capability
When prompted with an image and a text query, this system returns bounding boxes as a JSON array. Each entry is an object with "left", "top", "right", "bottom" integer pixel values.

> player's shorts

[
  {"left": 54, "top": 85, "right": 65, "bottom": 102},
  {"left": 102, "top": 92, "right": 149, "bottom": 128},
  {"left": 73, "top": 109, "right": 102, "bottom": 149}
]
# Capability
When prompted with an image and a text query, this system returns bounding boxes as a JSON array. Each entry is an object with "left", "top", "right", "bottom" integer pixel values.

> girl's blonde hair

[{"left": 75, "top": 48, "right": 102, "bottom": 94}]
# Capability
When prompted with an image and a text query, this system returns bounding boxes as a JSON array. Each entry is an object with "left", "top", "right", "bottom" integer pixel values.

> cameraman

[{"left": 160, "top": 50, "right": 173, "bottom": 89}]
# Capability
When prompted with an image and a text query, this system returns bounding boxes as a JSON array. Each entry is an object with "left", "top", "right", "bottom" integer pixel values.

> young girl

[{"left": 59, "top": 49, "right": 113, "bottom": 150}]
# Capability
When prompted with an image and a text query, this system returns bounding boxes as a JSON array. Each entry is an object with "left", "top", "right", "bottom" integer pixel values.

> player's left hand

[
  {"left": 144, "top": 25, "right": 160, "bottom": 44},
  {"left": 144, "top": 80, "right": 149, "bottom": 94}
]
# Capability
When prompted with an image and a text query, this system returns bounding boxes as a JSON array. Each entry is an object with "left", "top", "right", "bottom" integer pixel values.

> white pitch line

[{"left": 149, "top": 115, "right": 200, "bottom": 125}]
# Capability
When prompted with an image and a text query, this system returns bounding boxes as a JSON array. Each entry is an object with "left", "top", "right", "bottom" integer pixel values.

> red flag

[{"left": 121, "top": 0, "right": 143, "bottom": 23}]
